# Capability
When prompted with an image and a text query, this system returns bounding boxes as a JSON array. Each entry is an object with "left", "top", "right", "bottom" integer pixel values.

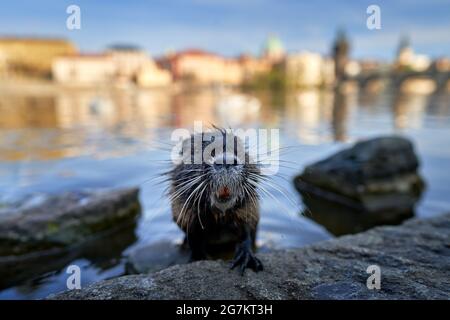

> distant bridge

[{"left": 353, "top": 70, "right": 450, "bottom": 92}]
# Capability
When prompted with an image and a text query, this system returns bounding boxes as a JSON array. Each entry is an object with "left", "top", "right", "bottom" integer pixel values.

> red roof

[{"left": 175, "top": 49, "right": 219, "bottom": 57}]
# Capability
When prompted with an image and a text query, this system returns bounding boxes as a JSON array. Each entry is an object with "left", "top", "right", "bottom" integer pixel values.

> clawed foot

[{"left": 230, "top": 244, "right": 263, "bottom": 275}]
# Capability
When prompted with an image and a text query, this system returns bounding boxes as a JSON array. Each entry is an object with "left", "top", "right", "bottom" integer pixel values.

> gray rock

[
  {"left": 49, "top": 212, "right": 450, "bottom": 300},
  {"left": 294, "top": 136, "right": 425, "bottom": 232},
  {"left": 0, "top": 188, "right": 141, "bottom": 256},
  {"left": 295, "top": 136, "right": 425, "bottom": 209}
]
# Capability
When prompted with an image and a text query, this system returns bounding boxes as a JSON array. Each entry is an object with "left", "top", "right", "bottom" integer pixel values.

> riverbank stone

[
  {"left": 0, "top": 187, "right": 141, "bottom": 256},
  {"left": 49, "top": 212, "right": 450, "bottom": 300},
  {"left": 294, "top": 136, "right": 425, "bottom": 233}
]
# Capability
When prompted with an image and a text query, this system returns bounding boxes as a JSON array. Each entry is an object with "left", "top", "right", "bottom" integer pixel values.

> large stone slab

[
  {"left": 295, "top": 136, "right": 425, "bottom": 212},
  {"left": 0, "top": 188, "right": 140, "bottom": 256},
  {"left": 49, "top": 212, "right": 450, "bottom": 300},
  {"left": 294, "top": 136, "right": 425, "bottom": 234}
]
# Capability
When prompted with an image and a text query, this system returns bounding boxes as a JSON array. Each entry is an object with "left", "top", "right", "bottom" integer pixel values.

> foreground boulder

[
  {"left": 0, "top": 188, "right": 140, "bottom": 256},
  {"left": 294, "top": 136, "right": 425, "bottom": 233},
  {"left": 50, "top": 212, "right": 450, "bottom": 300}
]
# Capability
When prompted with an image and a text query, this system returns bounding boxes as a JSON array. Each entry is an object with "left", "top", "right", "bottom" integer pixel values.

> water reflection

[
  {"left": 332, "top": 89, "right": 352, "bottom": 142},
  {"left": 3, "top": 87, "right": 447, "bottom": 161},
  {"left": 285, "top": 90, "right": 333, "bottom": 144},
  {"left": 392, "top": 92, "right": 429, "bottom": 129},
  {"left": 0, "top": 89, "right": 173, "bottom": 161},
  {"left": 0, "top": 221, "right": 137, "bottom": 296},
  {"left": 299, "top": 189, "right": 415, "bottom": 236}
]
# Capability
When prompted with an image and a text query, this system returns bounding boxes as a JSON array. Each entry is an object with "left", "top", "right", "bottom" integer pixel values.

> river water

[{"left": 0, "top": 86, "right": 449, "bottom": 299}]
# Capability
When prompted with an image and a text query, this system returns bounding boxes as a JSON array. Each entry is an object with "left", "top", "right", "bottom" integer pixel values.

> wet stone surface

[
  {"left": 0, "top": 188, "right": 141, "bottom": 256},
  {"left": 295, "top": 136, "right": 425, "bottom": 234},
  {"left": 50, "top": 212, "right": 450, "bottom": 300}
]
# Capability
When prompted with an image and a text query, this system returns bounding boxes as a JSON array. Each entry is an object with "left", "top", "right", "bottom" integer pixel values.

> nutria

[{"left": 167, "top": 128, "right": 263, "bottom": 274}]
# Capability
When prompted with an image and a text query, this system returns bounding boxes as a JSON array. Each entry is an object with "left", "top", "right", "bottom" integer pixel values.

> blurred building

[
  {"left": 262, "top": 35, "right": 285, "bottom": 63},
  {"left": 358, "top": 60, "right": 382, "bottom": 73},
  {"left": 238, "top": 54, "right": 272, "bottom": 82},
  {"left": 0, "top": 51, "right": 7, "bottom": 77},
  {"left": 106, "top": 45, "right": 172, "bottom": 87},
  {"left": 332, "top": 30, "right": 350, "bottom": 80},
  {"left": 395, "top": 37, "right": 431, "bottom": 72},
  {"left": 52, "top": 54, "right": 116, "bottom": 86},
  {"left": 158, "top": 49, "right": 243, "bottom": 86},
  {"left": 431, "top": 57, "right": 450, "bottom": 73},
  {"left": 107, "top": 45, "right": 149, "bottom": 81},
  {"left": 283, "top": 51, "right": 335, "bottom": 88},
  {"left": 396, "top": 37, "right": 414, "bottom": 69},
  {"left": 344, "top": 60, "right": 361, "bottom": 78},
  {"left": 136, "top": 60, "right": 172, "bottom": 87},
  {"left": 52, "top": 46, "right": 171, "bottom": 87},
  {"left": 0, "top": 37, "right": 76, "bottom": 78},
  {"left": 223, "top": 59, "right": 244, "bottom": 86}
]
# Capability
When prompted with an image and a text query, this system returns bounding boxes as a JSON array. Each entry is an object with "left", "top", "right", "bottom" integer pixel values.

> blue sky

[{"left": 1, "top": 0, "right": 449, "bottom": 60}]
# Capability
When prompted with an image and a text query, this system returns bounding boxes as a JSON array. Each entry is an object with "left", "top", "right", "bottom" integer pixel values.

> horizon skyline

[
  {"left": 1, "top": 1, "right": 450, "bottom": 60},
  {"left": 0, "top": 32, "right": 431, "bottom": 63}
]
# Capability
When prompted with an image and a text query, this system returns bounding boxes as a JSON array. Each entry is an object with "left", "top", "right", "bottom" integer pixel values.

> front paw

[{"left": 230, "top": 245, "right": 263, "bottom": 275}]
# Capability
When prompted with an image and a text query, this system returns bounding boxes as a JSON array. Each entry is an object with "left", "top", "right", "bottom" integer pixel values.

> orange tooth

[{"left": 218, "top": 186, "right": 230, "bottom": 199}]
